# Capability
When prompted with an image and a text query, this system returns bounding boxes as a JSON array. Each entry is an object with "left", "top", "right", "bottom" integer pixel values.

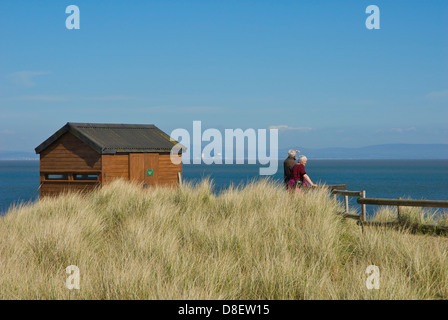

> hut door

[{"left": 129, "top": 153, "right": 159, "bottom": 187}]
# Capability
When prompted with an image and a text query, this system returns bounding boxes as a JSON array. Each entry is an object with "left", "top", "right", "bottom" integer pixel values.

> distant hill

[
  {"left": 280, "top": 144, "right": 448, "bottom": 159},
  {"left": 2, "top": 144, "right": 448, "bottom": 160}
]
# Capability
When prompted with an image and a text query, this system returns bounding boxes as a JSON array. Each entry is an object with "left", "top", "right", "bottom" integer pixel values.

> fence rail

[
  {"left": 356, "top": 197, "right": 448, "bottom": 231},
  {"left": 321, "top": 184, "right": 347, "bottom": 190},
  {"left": 332, "top": 190, "right": 364, "bottom": 197},
  {"left": 314, "top": 184, "right": 448, "bottom": 233},
  {"left": 357, "top": 198, "right": 448, "bottom": 208},
  {"left": 338, "top": 212, "right": 362, "bottom": 220},
  {"left": 327, "top": 188, "right": 448, "bottom": 232}
]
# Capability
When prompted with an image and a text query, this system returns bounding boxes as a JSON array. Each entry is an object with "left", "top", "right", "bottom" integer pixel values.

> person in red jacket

[{"left": 289, "top": 155, "right": 316, "bottom": 192}]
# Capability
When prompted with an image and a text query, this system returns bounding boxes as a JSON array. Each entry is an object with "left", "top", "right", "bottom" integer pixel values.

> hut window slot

[
  {"left": 46, "top": 174, "right": 69, "bottom": 180},
  {"left": 74, "top": 174, "right": 98, "bottom": 181}
]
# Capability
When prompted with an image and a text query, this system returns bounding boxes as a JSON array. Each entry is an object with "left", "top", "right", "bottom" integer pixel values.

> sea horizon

[{"left": 2, "top": 158, "right": 448, "bottom": 161}]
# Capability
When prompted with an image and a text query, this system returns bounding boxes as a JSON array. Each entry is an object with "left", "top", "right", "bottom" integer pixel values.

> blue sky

[{"left": 0, "top": 0, "right": 447, "bottom": 151}]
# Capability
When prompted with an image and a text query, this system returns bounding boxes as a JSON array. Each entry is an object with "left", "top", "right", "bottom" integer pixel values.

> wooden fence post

[
  {"left": 361, "top": 190, "right": 366, "bottom": 222},
  {"left": 344, "top": 195, "right": 349, "bottom": 214},
  {"left": 397, "top": 197, "right": 401, "bottom": 220}
]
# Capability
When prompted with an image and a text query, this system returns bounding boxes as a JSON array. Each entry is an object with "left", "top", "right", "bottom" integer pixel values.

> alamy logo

[
  {"left": 365, "top": 5, "right": 380, "bottom": 30},
  {"left": 170, "top": 121, "right": 279, "bottom": 175},
  {"left": 64, "top": 5, "right": 378, "bottom": 31},
  {"left": 66, "top": 265, "right": 80, "bottom": 290},
  {"left": 365, "top": 265, "right": 380, "bottom": 290},
  {"left": 66, "top": 5, "right": 80, "bottom": 30}
]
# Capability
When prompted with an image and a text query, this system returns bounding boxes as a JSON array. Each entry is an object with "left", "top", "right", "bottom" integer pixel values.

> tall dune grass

[{"left": 0, "top": 179, "right": 447, "bottom": 299}]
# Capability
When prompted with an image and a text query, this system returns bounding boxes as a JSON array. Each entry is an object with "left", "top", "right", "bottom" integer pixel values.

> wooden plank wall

[
  {"left": 40, "top": 132, "right": 102, "bottom": 197},
  {"left": 128, "top": 153, "right": 159, "bottom": 186},
  {"left": 119, "top": 152, "right": 181, "bottom": 187},
  {"left": 102, "top": 154, "right": 129, "bottom": 185},
  {"left": 128, "top": 153, "right": 146, "bottom": 184},
  {"left": 39, "top": 132, "right": 182, "bottom": 196},
  {"left": 40, "top": 132, "right": 101, "bottom": 172},
  {"left": 158, "top": 152, "right": 182, "bottom": 186},
  {"left": 144, "top": 153, "right": 159, "bottom": 186}
]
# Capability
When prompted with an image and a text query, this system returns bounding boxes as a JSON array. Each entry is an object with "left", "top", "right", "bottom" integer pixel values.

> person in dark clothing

[{"left": 283, "top": 149, "right": 299, "bottom": 188}]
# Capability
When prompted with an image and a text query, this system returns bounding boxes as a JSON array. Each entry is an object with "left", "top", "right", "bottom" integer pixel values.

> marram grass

[{"left": 0, "top": 179, "right": 447, "bottom": 299}]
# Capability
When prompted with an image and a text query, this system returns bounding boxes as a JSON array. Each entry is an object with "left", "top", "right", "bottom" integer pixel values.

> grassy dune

[{"left": 0, "top": 179, "right": 447, "bottom": 299}]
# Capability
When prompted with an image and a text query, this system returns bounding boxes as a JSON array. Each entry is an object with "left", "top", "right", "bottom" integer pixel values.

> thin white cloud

[
  {"left": 375, "top": 127, "right": 417, "bottom": 134},
  {"left": 140, "top": 106, "right": 222, "bottom": 113},
  {"left": 7, "top": 71, "right": 50, "bottom": 87},
  {"left": 0, "top": 129, "right": 14, "bottom": 135},
  {"left": 12, "top": 95, "right": 67, "bottom": 101},
  {"left": 426, "top": 89, "right": 448, "bottom": 100},
  {"left": 9, "top": 95, "right": 136, "bottom": 102},
  {"left": 82, "top": 96, "right": 137, "bottom": 101},
  {"left": 269, "top": 125, "right": 313, "bottom": 132}
]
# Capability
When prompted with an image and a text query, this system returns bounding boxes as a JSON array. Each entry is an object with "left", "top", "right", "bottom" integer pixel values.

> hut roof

[{"left": 35, "top": 122, "right": 186, "bottom": 154}]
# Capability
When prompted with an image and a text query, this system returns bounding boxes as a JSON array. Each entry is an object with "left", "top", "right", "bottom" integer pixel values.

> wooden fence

[
  {"left": 331, "top": 189, "right": 366, "bottom": 221},
  {"left": 328, "top": 186, "right": 448, "bottom": 232},
  {"left": 357, "top": 197, "right": 448, "bottom": 231}
]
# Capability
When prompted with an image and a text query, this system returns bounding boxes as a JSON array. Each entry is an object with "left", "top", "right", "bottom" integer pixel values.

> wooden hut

[{"left": 35, "top": 122, "right": 184, "bottom": 197}]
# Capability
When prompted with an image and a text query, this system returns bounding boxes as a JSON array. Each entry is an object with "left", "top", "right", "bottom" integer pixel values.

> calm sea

[{"left": 1, "top": 159, "right": 447, "bottom": 215}]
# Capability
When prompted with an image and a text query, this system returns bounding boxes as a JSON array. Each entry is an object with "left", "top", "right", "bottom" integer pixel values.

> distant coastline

[
  {"left": 0, "top": 152, "right": 39, "bottom": 161},
  {"left": 2, "top": 158, "right": 448, "bottom": 161},
  {"left": 2, "top": 143, "right": 448, "bottom": 161}
]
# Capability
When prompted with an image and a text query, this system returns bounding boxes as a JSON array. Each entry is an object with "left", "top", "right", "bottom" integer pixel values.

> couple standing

[{"left": 283, "top": 149, "right": 316, "bottom": 191}]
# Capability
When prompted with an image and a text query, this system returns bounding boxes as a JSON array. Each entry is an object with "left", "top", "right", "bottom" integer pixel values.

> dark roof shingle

[{"left": 35, "top": 122, "right": 186, "bottom": 154}]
